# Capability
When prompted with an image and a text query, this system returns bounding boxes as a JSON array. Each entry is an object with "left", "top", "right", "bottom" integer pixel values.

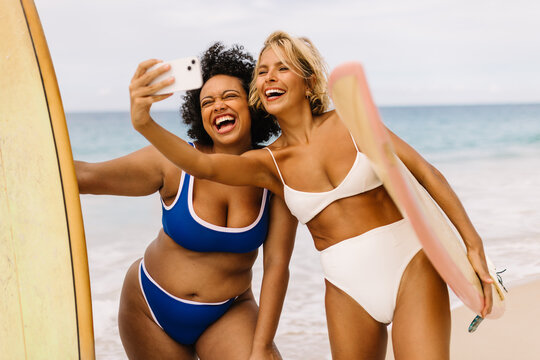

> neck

[
  {"left": 211, "top": 136, "right": 252, "bottom": 155},
  {"left": 274, "top": 101, "right": 316, "bottom": 145}
]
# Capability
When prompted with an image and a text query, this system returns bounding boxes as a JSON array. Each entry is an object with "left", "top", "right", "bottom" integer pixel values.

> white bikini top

[{"left": 265, "top": 135, "right": 383, "bottom": 224}]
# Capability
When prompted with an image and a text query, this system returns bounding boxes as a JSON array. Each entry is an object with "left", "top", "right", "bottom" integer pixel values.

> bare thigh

[
  {"left": 118, "top": 259, "right": 196, "bottom": 360},
  {"left": 325, "top": 280, "right": 388, "bottom": 360},
  {"left": 195, "top": 288, "right": 281, "bottom": 360},
  {"left": 392, "top": 251, "right": 451, "bottom": 360}
]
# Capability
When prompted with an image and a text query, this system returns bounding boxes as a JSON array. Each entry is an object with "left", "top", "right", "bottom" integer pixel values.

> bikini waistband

[
  {"left": 319, "top": 218, "right": 410, "bottom": 254},
  {"left": 139, "top": 259, "right": 235, "bottom": 306}
]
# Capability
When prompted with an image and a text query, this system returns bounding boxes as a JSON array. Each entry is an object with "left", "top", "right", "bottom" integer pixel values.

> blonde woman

[{"left": 131, "top": 32, "right": 493, "bottom": 360}]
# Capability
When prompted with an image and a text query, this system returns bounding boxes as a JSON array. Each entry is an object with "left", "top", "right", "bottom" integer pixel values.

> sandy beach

[
  {"left": 385, "top": 277, "right": 540, "bottom": 359},
  {"left": 70, "top": 105, "right": 540, "bottom": 359},
  {"left": 450, "top": 277, "right": 540, "bottom": 360}
]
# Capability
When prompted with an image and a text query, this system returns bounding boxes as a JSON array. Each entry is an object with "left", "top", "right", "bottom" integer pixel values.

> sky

[{"left": 34, "top": 0, "right": 540, "bottom": 112}]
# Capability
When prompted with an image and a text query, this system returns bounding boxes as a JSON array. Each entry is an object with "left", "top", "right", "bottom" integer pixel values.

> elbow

[
  {"left": 415, "top": 160, "right": 443, "bottom": 186},
  {"left": 74, "top": 161, "right": 90, "bottom": 193},
  {"left": 427, "top": 163, "right": 448, "bottom": 184}
]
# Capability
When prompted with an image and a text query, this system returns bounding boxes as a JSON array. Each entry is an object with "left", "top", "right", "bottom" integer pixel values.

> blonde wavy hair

[{"left": 249, "top": 31, "right": 330, "bottom": 115}]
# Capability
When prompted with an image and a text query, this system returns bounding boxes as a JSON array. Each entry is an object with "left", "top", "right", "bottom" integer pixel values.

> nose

[
  {"left": 213, "top": 97, "right": 226, "bottom": 112},
  {"left": 266, "top": 67, "right": 277, "bottom": 83}
]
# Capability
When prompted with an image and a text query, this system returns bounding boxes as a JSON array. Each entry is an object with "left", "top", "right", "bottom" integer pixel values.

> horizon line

[{"left": 64, "top": 101, "right": 540, "bottom": 114}]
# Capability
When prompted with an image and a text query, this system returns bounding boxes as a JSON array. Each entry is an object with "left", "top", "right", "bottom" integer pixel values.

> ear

[{"left": 305, "top": 75, "right": 316, "bottom": 96}]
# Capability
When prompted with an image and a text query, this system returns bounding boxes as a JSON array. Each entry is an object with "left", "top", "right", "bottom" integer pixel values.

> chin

[{"left": 217, "top": 133, "right": 244, "bottom": 145}]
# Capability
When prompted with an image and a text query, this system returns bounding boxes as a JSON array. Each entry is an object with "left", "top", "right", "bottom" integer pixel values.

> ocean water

[{"left": 67, "top": 104, "right": 540, "bottom": 360}]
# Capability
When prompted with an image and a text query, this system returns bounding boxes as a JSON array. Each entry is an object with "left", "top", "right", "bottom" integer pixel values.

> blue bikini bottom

[{"left": 139, "top": 260, "right": 235, "bottom": 345}]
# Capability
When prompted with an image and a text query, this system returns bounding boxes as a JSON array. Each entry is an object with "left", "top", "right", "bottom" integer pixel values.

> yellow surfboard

[{"left": 0, "top": 0, "right": 95, "bottom": 358}]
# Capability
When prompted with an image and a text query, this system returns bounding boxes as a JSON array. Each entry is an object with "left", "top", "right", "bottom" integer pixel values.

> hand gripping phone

[{"left": 149, "top": 57, "right": 203, "bottom": 95}]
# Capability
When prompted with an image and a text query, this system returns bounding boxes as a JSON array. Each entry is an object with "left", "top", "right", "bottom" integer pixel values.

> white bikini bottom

[{"left": 319, "top": 219, "right": 422, "bottom": 324}]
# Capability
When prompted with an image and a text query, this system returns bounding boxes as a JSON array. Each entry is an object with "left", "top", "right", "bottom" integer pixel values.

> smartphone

[{"left": 149, "top": 57, "right": 203, "bottom": 95}]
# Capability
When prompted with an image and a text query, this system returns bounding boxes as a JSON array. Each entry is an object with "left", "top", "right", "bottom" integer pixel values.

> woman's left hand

[{"left": 467, "top": 248, "right": 494, "bottom": 318}]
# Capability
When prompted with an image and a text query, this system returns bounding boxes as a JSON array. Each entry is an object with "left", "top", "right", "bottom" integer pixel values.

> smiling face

[
  {"left": 255, "top": 48, "right": 310, "bottom": 118},
  {"left": 199, "top": 74, "right": 252, "bottom": 148}
]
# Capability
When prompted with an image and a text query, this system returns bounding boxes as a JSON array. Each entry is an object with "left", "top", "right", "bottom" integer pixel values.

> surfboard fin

[
  {"left": 468, "top": 269, "right": 508, "bottom": 333},
  {"left": 496, "top": 269, "right": 508, "bottom": 293},
  {"left": 468, "top": 315, "right": 484, "bottom": 333}
]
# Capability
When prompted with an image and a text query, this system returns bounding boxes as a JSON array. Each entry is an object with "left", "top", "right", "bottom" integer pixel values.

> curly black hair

[{"left": 181, "top": 42, "right": 280, "bottom": 147}]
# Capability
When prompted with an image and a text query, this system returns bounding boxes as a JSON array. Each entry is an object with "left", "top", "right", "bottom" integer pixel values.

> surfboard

[
  {"left": 0, "top": 0, "right": 95, "bottom": 358},
  {"left": 328, "top": 62, "right": 505, "bottom": 319}
]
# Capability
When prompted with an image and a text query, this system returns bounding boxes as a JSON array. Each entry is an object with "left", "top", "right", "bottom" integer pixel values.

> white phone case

[{"left": 149, "top": 57, "right": 203, "bottom": 95}]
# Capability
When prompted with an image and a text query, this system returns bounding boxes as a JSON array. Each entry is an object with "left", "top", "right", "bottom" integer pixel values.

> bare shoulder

[
  {"left": 144, "top": 145, "right": 176, "bottom": 169},
  {"left": 315, "top": 110, "right": 346, "bottom": 133},
  {"left": 151, "top": 141, "right": 205, "bottom": 170},
  {"left": 314, "top": 110, "right": 351, "bottom": 139},
  {"left": 241, "top": 146, "right": 273, "bottom": 162},
  {"left": 314, "top": 109, "right": 338, "bottom": 125},
  {"left": 144, "top": 145, "right": 183, "bottom": 186},
  {"left": 240, "top": 145, "right": 285, "bottom": 195}
]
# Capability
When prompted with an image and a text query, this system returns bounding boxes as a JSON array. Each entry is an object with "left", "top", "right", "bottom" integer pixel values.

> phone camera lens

[
  {"left": 187, "top": 66, "right": 192, "bottom": 71},
  {"left": 191, "top": 59, "right": 196, "bottom": 64}
]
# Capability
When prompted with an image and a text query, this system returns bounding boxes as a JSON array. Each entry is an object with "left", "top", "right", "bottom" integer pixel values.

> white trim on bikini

[
  {"left": 161, "top": 170, "right": 185, "bottom": 211},
  {"left": 265, "top": 145, "right": 370, "bottom": 196},
  {"left": 186, "top": 173, "right": 268, "bottom": 233},
  {"left": 139, "top": 259, "right": 231, "bottom": 306},
  {"left": 138, "top": 261, "right": 164, "bottom": 329},
  {"left": 265, "top": 131, "right": 362, "bottom": 195},
  {"left": 162, "top": 141, "right": 195, "bottom": 210}
]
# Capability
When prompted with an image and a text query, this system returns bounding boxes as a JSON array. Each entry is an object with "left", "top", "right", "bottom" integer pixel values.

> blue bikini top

[{"left": 161, "top": 147, "right": 270, "bottom": 253}]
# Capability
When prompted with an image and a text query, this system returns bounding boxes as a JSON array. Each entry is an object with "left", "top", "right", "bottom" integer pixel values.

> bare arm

[
  {"left": 75, "top": 145, "right": 164, "bottom": 196},
  {"left": 250, "top": 196, "right": 298, "bottom": 360},
  {"left": 389, "top": 129, "right": 493, "bottom": 317},
  {"left": 135, "top": 118, "right": 275, "bottom": 189},
  {"left": 128, "top": 59, "right": 280, "bottom": 194}
]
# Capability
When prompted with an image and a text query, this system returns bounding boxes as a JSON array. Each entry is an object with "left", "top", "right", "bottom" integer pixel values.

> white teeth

[
  {"left": 265, "top": 89, "right": 285, "bottom": 97},
  {"left": 215, "top": 115, "right": 235, "bottom": 126}
]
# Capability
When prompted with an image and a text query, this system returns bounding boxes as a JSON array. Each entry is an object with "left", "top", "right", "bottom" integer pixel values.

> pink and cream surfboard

[{"left": 328, "top": 62, "right": 505, "bottom": 319}]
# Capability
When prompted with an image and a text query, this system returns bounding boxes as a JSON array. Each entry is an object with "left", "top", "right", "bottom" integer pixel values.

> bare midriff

[
  {"left": 143, "top": 229, "right": 257, "bottom": 303},
  {"left": 307, "top": 186, "right": 403, "bottom": 251}
]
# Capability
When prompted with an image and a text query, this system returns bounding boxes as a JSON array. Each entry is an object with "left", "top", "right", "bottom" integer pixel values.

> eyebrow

[
  {"left": 200, "top": 89, "right": 241, "bottom": 102},
  {"left": 258, "top": 61, "right": 285, "bottom": 69}
]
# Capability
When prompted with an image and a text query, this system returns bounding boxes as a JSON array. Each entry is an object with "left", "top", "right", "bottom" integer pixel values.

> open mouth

[
  {"left": 213, "top": 114, "right": 237, "bottom": 134},
  {"left": 265, "top": 88, "right": 286, "bottom": 101}
]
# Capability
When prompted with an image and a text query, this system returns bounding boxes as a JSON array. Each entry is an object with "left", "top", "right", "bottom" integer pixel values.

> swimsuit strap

[
  {"left": 264, "top": 148, "right": 286, "bottom": 186},
  {"left": 348, "top": 131, "right": 360, "bottom": 152}
]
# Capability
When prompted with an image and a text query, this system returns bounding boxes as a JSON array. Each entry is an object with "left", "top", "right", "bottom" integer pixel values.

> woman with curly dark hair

[
  {"left": 75, "top": 43, "right": 297, "bottom": 360},
  {"left": 133, "top": 31, "right": 495, "bottom": 360},
  {"left": 181, "top": 43, "right": 279, "bottom": 148}
]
